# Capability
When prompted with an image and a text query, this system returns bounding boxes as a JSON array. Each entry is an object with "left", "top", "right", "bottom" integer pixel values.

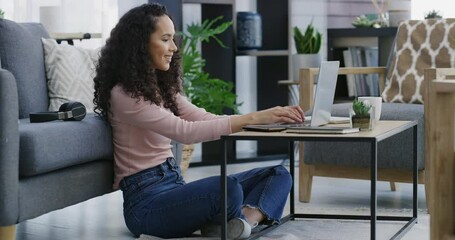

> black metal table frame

[{"left": 220, "top": 122, "right": 418, "bottom": 240}]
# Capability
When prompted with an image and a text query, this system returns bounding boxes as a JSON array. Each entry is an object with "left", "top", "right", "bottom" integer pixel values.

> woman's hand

[{"left": 230, "top": 106, "right": 305, "bottom": 132}]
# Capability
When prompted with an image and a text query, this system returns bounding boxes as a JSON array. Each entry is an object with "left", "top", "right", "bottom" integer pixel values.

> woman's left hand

[{"left": 252, "top": 105, "right": 305, "bottom": 125}]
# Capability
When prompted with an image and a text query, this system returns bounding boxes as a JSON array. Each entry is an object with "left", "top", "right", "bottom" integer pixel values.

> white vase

[
  {"left": 292, "top": 53, "right": 322, "bottom": 81},
  {"left": 387, "top": 0, "right": 411, "bottom": 27}
]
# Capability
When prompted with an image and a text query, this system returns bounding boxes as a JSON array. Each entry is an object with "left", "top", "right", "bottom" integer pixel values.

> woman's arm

[
  {"left": 176, "top": 94, "right": 305, "bottom": 132},
  {"left": 176, "top": 94, "right": 227, "bottom": 121}
]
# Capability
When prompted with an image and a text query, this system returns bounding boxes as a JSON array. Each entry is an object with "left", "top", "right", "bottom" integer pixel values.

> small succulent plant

[
  {"left": 293, "top": 22, "right": 322, "bottom": 54},
  {"left": 352, "top": 99, "right": 372, "bottom": 118},
  {"left": 425, "top": 10, "right": 443, "bottom": 19},
  {"left": 352, "top": 15, "right": 374, "bottom": 28}
]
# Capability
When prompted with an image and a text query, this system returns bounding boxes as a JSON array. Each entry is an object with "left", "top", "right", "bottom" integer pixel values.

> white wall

[
  {"left": 118, "top": 0, "right": 146, "bottom": 19},
  {"left": 412, "top": 0, "right": 455, "bottom": 19},
  {"left": 0, "top": 0, "right": 118, "bottom": 49}
]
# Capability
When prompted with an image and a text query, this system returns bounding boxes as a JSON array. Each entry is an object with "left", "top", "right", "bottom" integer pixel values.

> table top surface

[{"left": 223, "top": 120, "right": 417, "bottom": 142}]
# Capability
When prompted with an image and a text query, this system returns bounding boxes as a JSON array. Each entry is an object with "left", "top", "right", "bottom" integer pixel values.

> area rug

[{"left": 136, "top": 208, "right": 429, "bottom": 240}]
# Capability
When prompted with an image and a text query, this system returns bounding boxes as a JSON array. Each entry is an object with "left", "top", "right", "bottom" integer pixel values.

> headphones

[{"left": 29, "top": 101, "right": 87, "bottom": 123}]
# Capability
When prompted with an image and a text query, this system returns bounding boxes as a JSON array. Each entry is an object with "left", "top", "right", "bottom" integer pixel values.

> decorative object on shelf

[
  {"left": 352, "top": 13, "right": 389, "bottom": 28},
  {"left": 292, "top": 22, "right": 322, "bottom": 81},
  {"left": 0, "top": 9, "right": 5, "bottom": 19},
  {"left": 350, "top": 99, "right": 373, "bottom": 131},
  {"left": 180, "top": 16, "right": 242, "bottom": 171},
  {"left": 387, "top": 0, "right": 411, "bottom": 27},
  {"left": 236, "top": 11, "right": 262, "bottom": 50},
  {"left": 370, "top": 0, "right": 390, "bottom": 27},
  {"left": 424, "top": 10, "right": 443, "bottom": 19},
  {"left": 352, "top": 15, "right": 375, "bottom": 28}
]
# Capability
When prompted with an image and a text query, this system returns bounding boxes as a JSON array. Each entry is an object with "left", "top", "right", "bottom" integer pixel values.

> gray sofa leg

[
  {"left": 0, "top": 225, "right": 16, "bottom": 240},
  {"left": 389, "top": 182, "right": 397, "bottom": 191},
  {"left": 299, "top": 162, "right": 313, "bottom": 203}
]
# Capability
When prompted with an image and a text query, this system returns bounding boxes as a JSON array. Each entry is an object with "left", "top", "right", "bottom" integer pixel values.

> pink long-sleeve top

[{"left": 109, "top": 85, "right": 232, "bottom": 189}]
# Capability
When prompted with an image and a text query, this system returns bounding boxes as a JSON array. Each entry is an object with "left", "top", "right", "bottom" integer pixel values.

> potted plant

[
  {"left": 292, "top": 21, "right": 322, "bottom": 80},
  {"left": 181, "top": 16, "right": 241, "bottom": 115},
  {"left": 424, "top": 10, "right": 443, "bottom": 19},
  {"left": 0, "top": 9, "right": 5, "bottom": 19},
  {"left": 179, "top": 16, "right": 241, "bottom": 173},
  {"left": 350, "top": 99, "right": 373, "bottom": 131}
]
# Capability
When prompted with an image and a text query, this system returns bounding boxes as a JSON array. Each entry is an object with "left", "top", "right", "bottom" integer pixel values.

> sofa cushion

[
  {"left": 381, "top": 18, "right": 455, "bottom": 104},
  {"left": 42, "top": 38, "right": 99, "bottom": 113},
  {"left": 0, "top": 19, "right": 50, "bottom": 118},
  {"left": 19, "top": 113, "right": 113, "bottom": 176},
  {"left": 303, "top": 102, "right": 424, "bottom": 170}
]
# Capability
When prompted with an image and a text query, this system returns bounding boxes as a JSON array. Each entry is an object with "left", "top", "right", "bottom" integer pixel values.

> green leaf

[
  {"left": 181, "top": 16, "right": 242, "bottom": 115},
  {"left": 293, "top": 21, "right": 322, "bottom": 54}
]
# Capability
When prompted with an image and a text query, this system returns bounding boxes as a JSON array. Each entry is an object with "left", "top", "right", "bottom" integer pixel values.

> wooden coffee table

[{"left": 220, "top": 120, "right": 418, "bottom": 240}]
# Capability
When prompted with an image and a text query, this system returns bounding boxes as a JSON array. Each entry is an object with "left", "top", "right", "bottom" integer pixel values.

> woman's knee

[
  {"left": 226, "top": 176, "right": 243, "bottom": 202},
  {"left": 272, "top": 165, "right": 292, "bottom": 186},
  {"left": 272, "top": 165, "right": 290, "bottom": 176}
]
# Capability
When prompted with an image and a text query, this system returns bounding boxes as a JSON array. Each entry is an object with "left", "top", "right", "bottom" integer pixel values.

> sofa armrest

[
  {"left": 299, "top": 66, "right": 387, "bottom": 112},
  {"left": 0, "top": 69, "right": 20, "bottom": 225}
]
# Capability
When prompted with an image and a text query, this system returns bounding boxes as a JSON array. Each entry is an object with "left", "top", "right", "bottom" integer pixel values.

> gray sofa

[{"left": 0, "top": 19, "right": 181, "bottom": 239}]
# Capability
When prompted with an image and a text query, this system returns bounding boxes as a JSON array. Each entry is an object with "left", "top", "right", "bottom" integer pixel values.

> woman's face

[{"left": 149, "top": 15, "right": 177, "bottom": 71}]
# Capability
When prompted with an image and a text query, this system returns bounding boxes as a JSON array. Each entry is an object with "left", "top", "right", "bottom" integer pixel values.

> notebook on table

[{"left": 243, "top": 61, "right": 358, "bottom": 134}]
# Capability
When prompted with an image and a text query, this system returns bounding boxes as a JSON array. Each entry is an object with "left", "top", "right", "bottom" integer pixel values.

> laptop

[{"left": 243, "top": 61, "right": 355, "bottom": 133}]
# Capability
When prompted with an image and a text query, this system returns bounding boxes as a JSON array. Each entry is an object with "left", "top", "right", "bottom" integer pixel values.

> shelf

[
  {"left": 236, "top": 49, "right": 289, "bottom": 57},
  {"left": 277, "top": 80, "right": 299, "bottom": 86},
  {"left": 328, "top": 27, "right": 398, "bottom": 38}
]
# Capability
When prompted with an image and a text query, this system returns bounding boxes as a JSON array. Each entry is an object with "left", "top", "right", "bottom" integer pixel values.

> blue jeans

[{"left": 120, "top": 157, "right": 292, "bottom": 238}]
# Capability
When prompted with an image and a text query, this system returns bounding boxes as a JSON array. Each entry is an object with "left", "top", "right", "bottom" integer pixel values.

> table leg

[
  {"left": 413, "top": 125, "right": 418, "bottom": 218},
  {"left": 370, "top": 139, "right": 378, "bottom": 240},
  {"left": 221, "top": 139, "right": 228, "bottom": 240},
  {"left": 289, "top": 141, "right": 295, "bottom": 216}
]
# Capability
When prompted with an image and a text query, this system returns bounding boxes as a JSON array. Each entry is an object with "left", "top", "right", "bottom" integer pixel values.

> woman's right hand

[{"left": 230, "top": 105, "right": 305, "bottom": 133}]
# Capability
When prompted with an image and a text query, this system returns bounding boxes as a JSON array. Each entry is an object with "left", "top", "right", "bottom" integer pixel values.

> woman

[{"left": 93, "top": 3, "right": 304, "bottom": 239}]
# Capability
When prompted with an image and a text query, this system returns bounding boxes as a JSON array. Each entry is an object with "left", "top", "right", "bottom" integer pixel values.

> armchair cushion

[
  {"left": 0, "top": 19, "right": 50, "bottom": 118},
  {"left": 382, "top": 18, "right": 455, "bottom": 104},
  {"left": 19, "top": 114, "right": 113, "bottom": 176},
  {"left": 42, "top": 38, "right": 99, "bottom": 113}
]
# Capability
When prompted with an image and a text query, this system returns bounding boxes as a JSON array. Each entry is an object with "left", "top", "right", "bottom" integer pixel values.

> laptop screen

[{"left": 310, "top": 61, "right": 340, "bottom": 127}]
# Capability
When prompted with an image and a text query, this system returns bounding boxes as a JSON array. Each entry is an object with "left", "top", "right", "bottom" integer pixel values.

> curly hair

[{"left": 93, "top": 3, "right": 182, "bottom": 120}]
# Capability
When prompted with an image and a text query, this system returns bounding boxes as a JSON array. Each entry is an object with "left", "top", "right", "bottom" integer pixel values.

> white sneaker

[{"left": 201, "top": 217, "right": 252, "bottom": 239}]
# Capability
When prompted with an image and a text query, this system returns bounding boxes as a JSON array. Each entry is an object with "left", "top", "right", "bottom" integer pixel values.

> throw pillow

[
  {"left": 41, "top": 38, "right": 99, "bottom": 112},
  {"left": 381, "top": 18, "right": 455, "bottom": 104},
  {"left": 0, "top": 20, "right": 50, "bottom": 118}
]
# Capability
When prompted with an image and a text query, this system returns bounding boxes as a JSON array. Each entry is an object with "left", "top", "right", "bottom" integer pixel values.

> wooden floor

[{"left": 15, "top": 160, "right": 429, "bottom": 240}]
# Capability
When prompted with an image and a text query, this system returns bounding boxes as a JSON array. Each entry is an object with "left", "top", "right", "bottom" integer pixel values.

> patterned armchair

[{"left": 298, "top": 18, "right": 455, "bottom": 205}]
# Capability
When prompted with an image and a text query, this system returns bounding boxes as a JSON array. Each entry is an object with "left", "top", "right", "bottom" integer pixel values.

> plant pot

[
  {"left": 351, "top": 116, "right": 373, "bottom": 131},
  {"left": 292, "top": 53, "right": 322, "bottom": 81}
]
